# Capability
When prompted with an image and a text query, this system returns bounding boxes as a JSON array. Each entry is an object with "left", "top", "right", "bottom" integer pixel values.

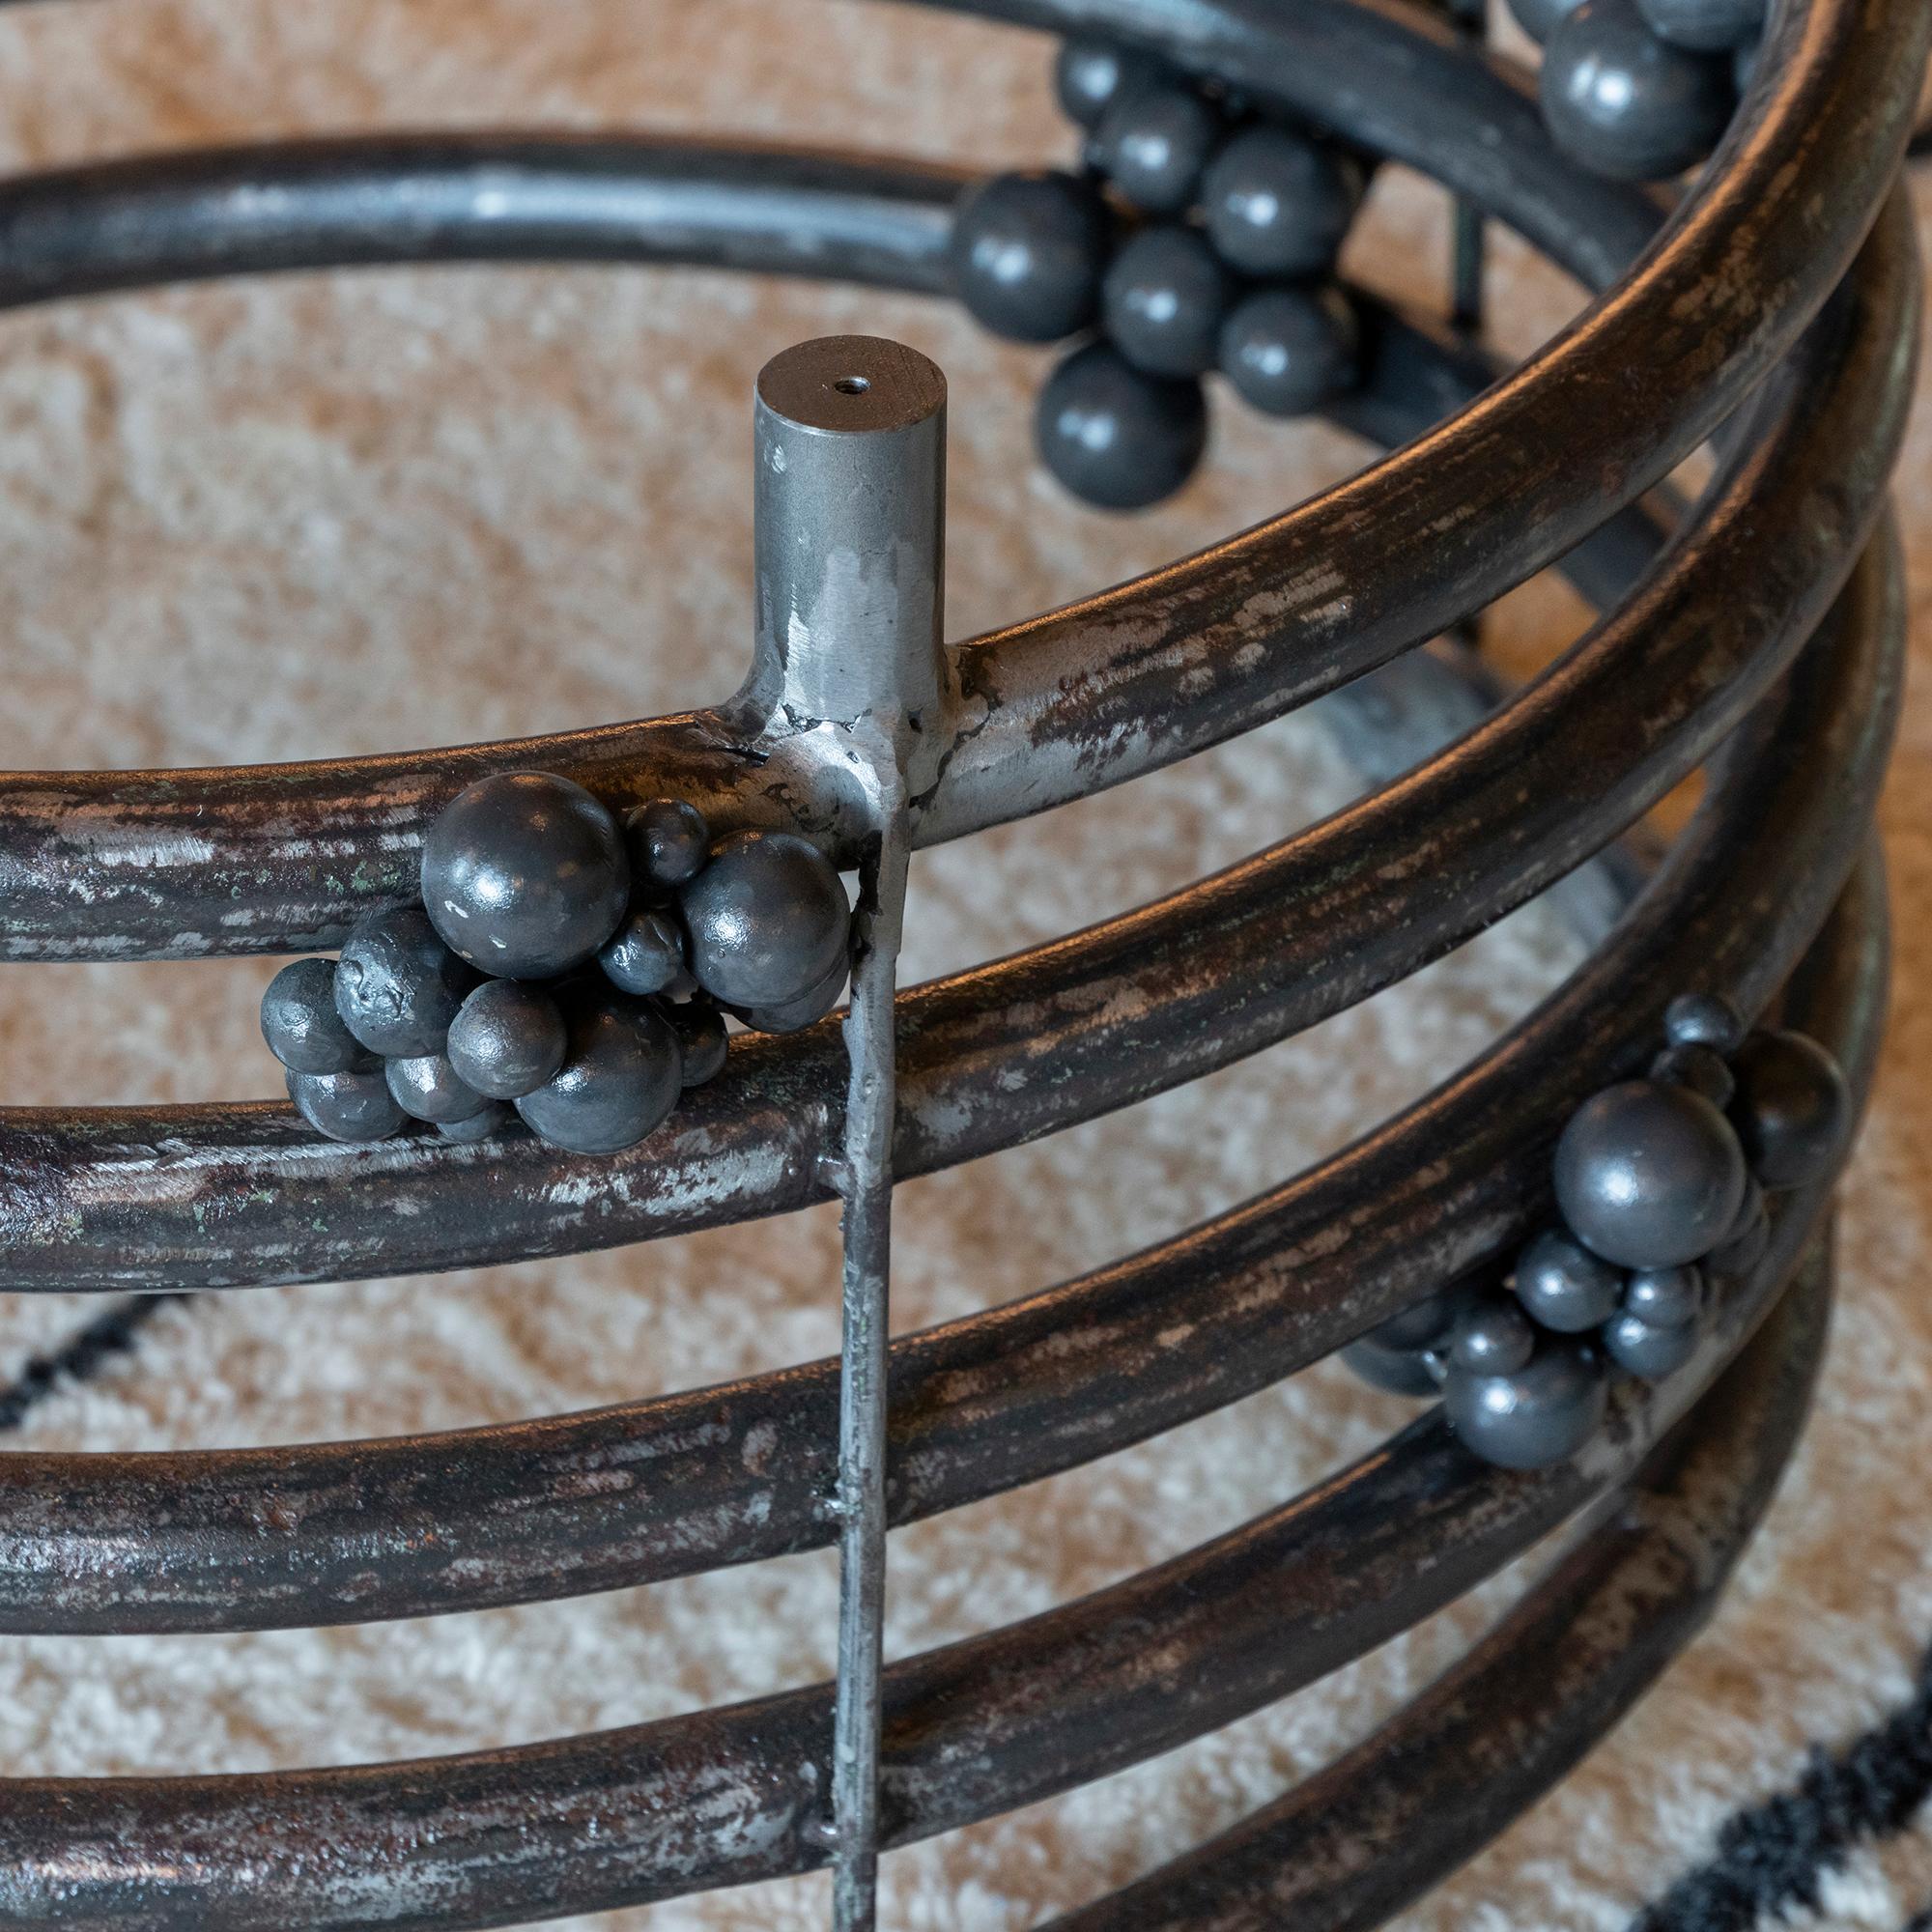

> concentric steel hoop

[{"left": 0, "top": 0, "right": 1915, "bottom": 1922}]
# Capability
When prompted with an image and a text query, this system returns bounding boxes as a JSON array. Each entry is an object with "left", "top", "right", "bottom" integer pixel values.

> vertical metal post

[
  {"left": 1447, "top": 0, "right": 1489, "bottom": 332},
  {"left": 751, "top": 335, "right": 949, "bottom": 1932}
]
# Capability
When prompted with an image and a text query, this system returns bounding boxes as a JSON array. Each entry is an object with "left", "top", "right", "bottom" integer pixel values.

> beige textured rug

[{"left": 1, "top": 2, "right": 1930, "bottom": 1926}]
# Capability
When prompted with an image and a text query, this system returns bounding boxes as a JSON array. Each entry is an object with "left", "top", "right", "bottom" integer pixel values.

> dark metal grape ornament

[{"left": 259, "top": 775, "right": 853, "bottom": 1153}]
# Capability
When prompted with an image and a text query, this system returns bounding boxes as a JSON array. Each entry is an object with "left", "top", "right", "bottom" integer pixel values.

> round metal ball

[
  {"left": 445, "top": 980, "right": 568, "bottom": 1101},
  {"left": 1635, "top": 0, "right": 1765, "bottom": 50},
  {"left": 599, "top": 907, "right": 690, "bottom": 998},
  {"left": 1514, "top": 1226, "right": 1625, "bottom": 1333},
  {"left": 1101, "top": 225, "right": 1234, "bottom": 379},
  {"left": 1218, "top": 285, "right": 1358, "bottom": 418},
  {"left": 1727, "top": 1029, "right": 1850, "bottom": 1190},
  {"left": 261, "top": 957, "right": 375, "bottom": 1074},
  {"left": 626, "top": 798, "right": 711, "bottom": 898},
  {"left": 1371, "top": 1282, "right": 1473, "bottom": 1353},
  {"left": 1622, "top": 1263, "right": 1705, "bottom": 1328},
  {"left": 1054, "top": 37, "right": 1167, "bottom": 128},
  {"left": 679, "top": 830, "right": 849, "bottom": 1011},
  {"left": 1340, "top": 1336, "right": 1442, "bottom": 1398},
  {"left": 1708, "top": 1184, "right": 1770, "bottom": 1279},
  {"left": 333, "top": 905, "right": 473, "bottom": 1059},
  {"left": 1602, "top": 1310, "right": 1699, "bottom": 1381},
  {"left": 1036, "top": 340, "right": 1208, "bottom": 511},
  {"left": 1450, "top": 1295, "right": 1538, "bottom": 1377},
  {"left": 1541, "top": 0, "right": 1736, "bottom": 182},
  {"left": 1444, "top": 1341, "right": 1608, "bottom": 1471},
  {"left": 950, "top": 170, "right": 1111, "bottom": 344},
  {"left": 514, "top": 992, "right": 685, "bottom": 1155},
  {"left": 735, "top": 953, "right": 848, "bottom": 1035},
  {"left": 1649, "top": 1040, "right": 1735, "bottom": 1109},
  {"left": 384, "top": 1052, "right": 490, "bottom": 1126},
  {"left": 1201, "top": 125, "right": 1359, "bottom": 277},
  {"left": 669, "top": 1002, "right": 730, "bottom": 1087},
  {"left": 1507, "top": 0, "right": 1588, "bottom": 43},
  {"left": 439, "top": 1101, "right": 511, "bottom": 1144},
  {"left": 420, "top": 771, "right": 630, "bottom": 980},
  {"left": 287, "top": 1066, "right": 407, "bottom": 1145},
  {"left": 1663, "top": 990, "right": 1746, "bottom": 1054},
  {"left": 1553, "top": 1079, "right": 1748, "bottom": 1269},
  {"left": 1091, "top": 80, "right": 1223, "bottom": 215}
]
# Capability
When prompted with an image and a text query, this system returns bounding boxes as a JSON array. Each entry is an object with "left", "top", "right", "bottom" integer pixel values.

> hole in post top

[{"left": 757, "top": 334, "right": 946, "bottom": 435}]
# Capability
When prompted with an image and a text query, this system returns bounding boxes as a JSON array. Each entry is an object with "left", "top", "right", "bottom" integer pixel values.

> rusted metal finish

[{"left": 0, "top": 180, "right": 1913, "bottom": 1299}]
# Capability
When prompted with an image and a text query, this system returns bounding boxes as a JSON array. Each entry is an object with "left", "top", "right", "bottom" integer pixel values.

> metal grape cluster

[
  {"left": 951, "top": 37, "right": 1365, "bottom": 507},
  {"left": 259, "top": 773, "right": 852, "bottom": 1154},
  {"left": 1348, "top": 992, "right": 1851, "bottom": 1466}
]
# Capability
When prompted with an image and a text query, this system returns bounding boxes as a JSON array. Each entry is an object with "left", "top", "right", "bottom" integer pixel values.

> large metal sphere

[
  {"left": 1054, "top": 37, "right": 1167, "bottom": 128},
  {"left": 668, "top": 1002, "right": 730, "bottom": 1087},
  {"left": 514, "top": 992, "right": 685, "bottom": 1155},
  {"left": 951, "top": 170, "right": 1111, "bottom": 344},
  {"left": 1101, "top": 225, "right": 1234, "bottom": 379},
  {"left": 1201, "top": 125, "right": 1359, "bottom": 277},
  {"left": 261, "top": 957, "right": 375, "bottom": 1074},
  {"left": 420, "top": 771, "right": 630, "bottom": 980},
  {"left": 444, "top": 980, "right": 568, "bottom": 1100},
  {"left": 384, "top": 1052, "right": 490, "bottom": 1126},
  {"left": 1635, "top": 0, "right": 1765, "bottom": 50},
  {"left": 333, "top": 905, "right": 473, "bottom": 1059},
  {"left": 1218, "top": 285, "right": 1358, "bottom": 418},
  {"left": 1727, "top": 1029, "right": 1850, "bottom": 1190},
  {"left": 679, "top": 830, "right": 850, "bottom": 1011},
  {"left": 1450, "top": 1294, "right": 1538, "bottom": 1376},
  {"left": 599, "top": 907, "right": 690, "bottom": 998},
  {"left": 1340, "top": 1336, "right": 1442, "bottom": 1398},
  {"left": 1444, "top": 1340, "right": 1608, "bottom": 1470},
  {"left": 625, "top": 798, "right": 711, "bottom": 898},
  {"left": 1541, "top": 0, "right": 1736, "bottom": 182},
  {"left": 287, "top": 1066, "right": 407, "bottom": 1145},
  {"left": 736, "top": 952, "right": 848, "bottom": 1035},
  {"left": 1602, "top": 1310, "right": 1699, "bottom": 1380},
  {"left": 1507, "top": 0, "right": 1587, "bottom": 43},
  {"left": 1514, "top": 1226, "right": 1625, "bottom": 1332},
  {"left": 1553, "top": 1079, "right": 1748, "bottom": 1269},
  {"left": 1036, "top": 340, "right": 1208, "bottom": 511},
  {"left": 1091, "top": 80, "right": 1223, "bottom": 215}
]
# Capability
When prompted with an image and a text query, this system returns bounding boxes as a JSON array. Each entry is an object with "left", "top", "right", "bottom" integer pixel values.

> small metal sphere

[
  {"left": 679, "top": 830, "right": 850, "bottom": 1010},
  {"left": 599, "top": 907, "right": 690, "bottom": 998},
  {"left": 1514, "top": 1226, "right": 1625, "bottom": 1333},
  {"left": 261, "top": 957, "right": 376, "bottom": 1074},
  {"left": 514, "top": 992, "right": 685, "bottom": 1155},
  {"left": 444, "top": 980, "right": 568, "bottom": 1101},
  {"left": 625, "top": 798, "right": 711, "bottom": 898},
  {"left": 1728, "top": 1029, "right": 1850, "bottom": 1191},
  {"left": 420, "top": 771, "right": 630, "bottom": 980},
  {"left": 1054, "top": 37, "right": 1168, "bottom": 128},
  {"left": 1201, "top": 125, "right": 1360, "bottom": 277},
  {"left": 1663, "top": 990, "right": 1747, "bottom": 1055},
  {"left": 438, "top": 1101, "right": 511, "bottom": 1144},
  {"left": 1450, "top": 1295, "right": 1538, "bottom": 1377},
  {"left": 1649, "top": 1041, "right": 1735, "bottom": 1109},
  {"left": 1508, "top": 0, "right": 1588, "bottom": 43},
  {"left": 384, "top": 1052, "right": 490, "bottom": 1126},
  {"left": 287, "top": 1066, "right": 407, "bottom": 1145},
  {"left": 737, "top": 952, "right": 848, "bottom": 1035},
  {"left": 1036, "top": 341, "right": 1208, "bottom": 511},
  {"left": 1341, "top": 1336, "right": 1441, "bottom": 1398},
  {"left": 951, "top": 170, "right": 1111, "bottom": 344},
  {"left": 1218, "top": 285, "right": 1358, "bottom": 419},
  {"left": 1101, "top": 225, "right": 1235, "bottom": 379},
  {"left": 1370, "top": 1282, "right": 1473, "bottom": 1353},
  {"left": 333, "top": 905, "right": 473, "bottom": 1059},
  {"left": 1444, "top": 1340, "right": 1607, "bottom": 1471},
  {"left": 1635, "top": 0, "right": 1764, "bottom": 50},
  {"left": 1708, "top": 1184, "right": 1770, "bottom": 1279},
  {"left": 1553, "top": 1079, "right": 1748, "bottom": 1269},
  {"left": 1622, "top": 1262, "right": 1705, "bottom": 1328},
  {"left": 669, "top": 1001, "right": 730, "bottom": 1087},
  {"left": 1091, "top": 80, "right": 1224, "bottom": 215},
  {"left": 1541, "top": 0, "right": 1736, "bottom": 182},
  {"left": 1602, "top": 1310, "right": 1699, "bottom": 1381}
]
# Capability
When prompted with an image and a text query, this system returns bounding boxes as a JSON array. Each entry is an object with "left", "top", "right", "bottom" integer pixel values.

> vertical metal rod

[
  {"left": 1448, "top": 0, "right": 1489, "bottom": 332},
  {"left": 748, "top": 334, "right": 949, "bottom": 1932}
]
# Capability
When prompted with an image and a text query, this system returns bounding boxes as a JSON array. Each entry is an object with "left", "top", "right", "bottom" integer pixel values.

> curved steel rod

[
  {"left": 0, "top": 0, "right": 1920, "bottom": 956},
  {"left": 0, "top": 883, "right": 1879, "bottom": 1927},
  {"left": 0, "top": 493, "right": 1898, "bottom": 1633},
  {"left": 0, "top": 183, "right": 1911, "bottom": 1297}
]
